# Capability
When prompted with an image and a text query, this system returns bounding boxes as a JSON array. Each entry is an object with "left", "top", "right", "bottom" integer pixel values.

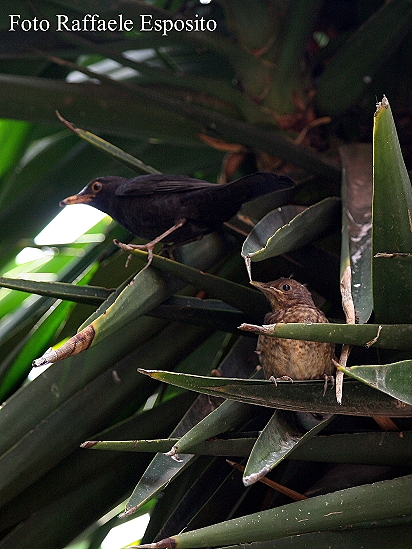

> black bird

[{"left": 60, "top": 172, "right": 294, "bottom": 263}]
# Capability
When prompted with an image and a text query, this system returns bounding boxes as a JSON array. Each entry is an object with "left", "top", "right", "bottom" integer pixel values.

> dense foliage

[{"left": 0, "top": 2, "right": 411, "bottom": 548}]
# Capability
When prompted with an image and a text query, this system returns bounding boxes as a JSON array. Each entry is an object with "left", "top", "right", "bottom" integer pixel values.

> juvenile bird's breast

[{"left": 256, "top": 305, "right": 335, "bottom": 380}]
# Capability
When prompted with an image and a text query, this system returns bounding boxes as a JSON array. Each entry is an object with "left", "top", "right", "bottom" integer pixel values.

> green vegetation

[{"left": 0, "top": 2, "right": 411, "bottom": 548}]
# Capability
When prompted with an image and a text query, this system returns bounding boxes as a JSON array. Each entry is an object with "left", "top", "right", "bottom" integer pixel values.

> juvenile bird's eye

[
  {"left": 92, "top": 181, "right": 103, "bottom": 193},
  {"left": 282, "top": 283, "right": 291, "bottom": 291}
]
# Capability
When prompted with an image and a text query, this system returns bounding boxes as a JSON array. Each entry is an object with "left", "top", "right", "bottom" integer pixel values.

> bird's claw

[
  {"left": 268, "top": 375, "right": 294, "bottom": 385},
  {"left": 114, "top": 219, "right": 188, "bottom": 268},
  {"left": 113, "top": 239, "right": 155, "bottom": 268}
]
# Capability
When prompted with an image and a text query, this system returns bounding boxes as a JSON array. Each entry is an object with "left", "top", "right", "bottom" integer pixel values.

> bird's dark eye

[
  {"left": 92, "top": 181, "right": 103, "bottom": 193},
  {"left": 282, "top": 283, "right": 291, "bottom": 291}
]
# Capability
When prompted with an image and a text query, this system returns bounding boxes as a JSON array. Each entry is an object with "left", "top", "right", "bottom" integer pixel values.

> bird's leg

[
  {"left": 114, "top": 219, "right": 187, "bottom": 267},
  {"left": 322, "top": 373, "right": 335, "bottom": 396}
]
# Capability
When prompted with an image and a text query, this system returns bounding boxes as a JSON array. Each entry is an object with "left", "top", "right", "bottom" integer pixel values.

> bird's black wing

[{"left": 115, "top": 174, "right": 215, "bottom": 196}]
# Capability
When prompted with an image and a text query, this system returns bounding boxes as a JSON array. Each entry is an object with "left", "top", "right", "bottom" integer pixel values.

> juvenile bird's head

[
  {"left": 250, "top": 278, "right": 315, "bottom": 310},
  {"left": 60, "top": 177, "right": 126, "bottom": 213}
]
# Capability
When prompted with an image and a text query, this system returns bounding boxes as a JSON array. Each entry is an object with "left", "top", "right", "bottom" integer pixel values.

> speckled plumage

[{"left": 251, "top": 278, "right": 336, "bottom": 380}]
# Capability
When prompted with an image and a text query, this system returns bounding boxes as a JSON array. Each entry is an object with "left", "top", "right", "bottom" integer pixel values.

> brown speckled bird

[{"left": 251, "top": 278, "right": 336, "bottom": 381}]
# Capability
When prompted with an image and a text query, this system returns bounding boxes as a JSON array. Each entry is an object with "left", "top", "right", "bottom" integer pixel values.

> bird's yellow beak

[{"left": 60, "top": 193, "right": 94, "bottom": 207}]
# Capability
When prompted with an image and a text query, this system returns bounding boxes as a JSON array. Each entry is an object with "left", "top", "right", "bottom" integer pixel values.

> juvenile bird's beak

[
  {"left": 250, "top": 280, "right": 283, "bottom": 307},
  {"left": 250, "top": 280, "right": 264, "bottom": 290},
  {"left": 250, "top": 280, "right": 281, "bottom": 294},
  {"left": 60, "top": 193, "right": 94, "bottom": 207}
]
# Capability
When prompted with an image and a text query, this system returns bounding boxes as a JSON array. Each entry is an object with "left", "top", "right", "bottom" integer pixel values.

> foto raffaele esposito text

[{"left": 8, "top": 13, "right": 218, "bottom": 35}]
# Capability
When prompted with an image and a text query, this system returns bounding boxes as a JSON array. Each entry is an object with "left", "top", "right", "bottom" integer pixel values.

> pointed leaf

[
  {"left": 56, "top": 112, "right": 161, "bottom": 174},
  {"left": 168, "top": 399, "right": 254, "bottom": 457},
  {"left": 241, "top": 197, "right": 340, "bottom": 262},
  {"left": 243, "top": 411, "right": 333, "bottom": 485},
  {"left": 373, "top": 96, "right": 412, "bottom": 323},
  {"left": 122, "top": 452, "right": 196, "bottom": 519},
  {"left": 220, "top": 524, "right": 412, "bottom": 549},
  {"left": 240, "top": 321, "right": 412, "bottom": 350},
  {"left": 81, "top": 438, "right": 256, "bottom": 457},
  {"left": 32, "top": 267, "right": 172, "bottom": 367},
  {"left": 339, "top": 360, "right": 412, "bottom": 405},
  {"left": 123, "top": 389, "right": 222, "bottom": 517},
  {"left": 122, "top": 334, "right": 259, "bottom": 517},
  {"left": 138, "top": 475, "right": 412, "bottom": 548},
  {"left": 33, "top": 233, "right": 230, "bottom": 367},
  {"left": 0, "top": 276, "right": 112, "bottom": 305},
  {"left": 167, "top": 336, "right": 259, "bottom": 456},
  {"left": 138, "top": 371, "right": 412, "bottom": 417}
]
